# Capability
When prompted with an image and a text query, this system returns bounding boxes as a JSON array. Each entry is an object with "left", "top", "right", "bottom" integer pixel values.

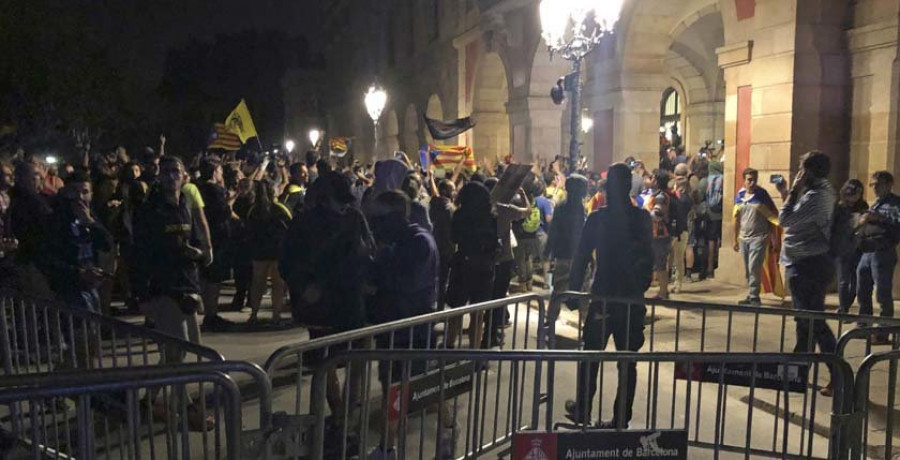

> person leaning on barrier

[
  {"left": 565, "top": 162, "right": 654, "bottom": 429},
  {"left": 775, "top": 151, "right": 838, "bottom": 397},
  {"left": 133, "top": 155, "right": 214, "bottom": 431},
  {"left": 855, "top": 171, "right": 900, "bottom": 343}
]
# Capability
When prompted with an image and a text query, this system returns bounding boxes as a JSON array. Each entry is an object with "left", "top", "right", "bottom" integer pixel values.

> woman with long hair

[
  {"left": 445, "top": 182, "right": 500, "bottom": 348},
  {"left": 246, "top": 179, "right": 292, "bottom": 323}
]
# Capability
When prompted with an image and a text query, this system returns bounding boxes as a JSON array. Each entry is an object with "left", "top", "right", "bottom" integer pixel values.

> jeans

[
  {"left": 574, "top": 301, "right": 645, "bottom": 424},
  {"left": 786, "top": 254, "right": 837, "bottom": 364},
  {"left": 856, "top": 248, "right": 897, "bottom": 323},
  {"left": 837, "top": 250, "right": 862, "bottom": 313},
  {"left": 514, "top": 234, "right": 546, "bottom": 285},
  {"left": 740, "top": 236, "right": 768, "bottom": 300}
]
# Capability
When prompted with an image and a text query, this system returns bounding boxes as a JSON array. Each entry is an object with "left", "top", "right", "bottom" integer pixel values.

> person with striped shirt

[{"left": 776, "top": 151, "right": 837, "bottom": 396}]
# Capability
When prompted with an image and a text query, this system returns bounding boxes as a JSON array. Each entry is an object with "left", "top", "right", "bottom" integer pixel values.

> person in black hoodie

[
  {"left": 546, "top": 174, "right": 588, "bottom": 323},
  {"left": 564, "top": 163, "right": 653, "bottom": 429}
]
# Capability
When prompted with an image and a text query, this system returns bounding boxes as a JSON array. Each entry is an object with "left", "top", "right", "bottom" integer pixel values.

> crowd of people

[{"left": 1, "top": 135, "right": 898, "bottom": 449}]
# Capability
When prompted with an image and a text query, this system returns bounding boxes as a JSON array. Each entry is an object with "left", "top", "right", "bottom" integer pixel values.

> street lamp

[
  {"left": 285, "top": 139, "right": 296, "bottom": 154},
  {"left": 308, "top": 129, "right": 321, "bottom": 149},
  {"left": 540, "top": 0, "right": 623, "bottom": 169},
  {"left": 364, "top": 83, "right": 387, "bottom": 159},
  {"left": 581, "top": 114, "right": 594, "bottom": 134}
]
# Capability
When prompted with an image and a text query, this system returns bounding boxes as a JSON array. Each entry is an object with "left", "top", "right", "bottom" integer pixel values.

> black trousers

[
  {"left": 574, "top": 301, "right": 646, "bottom": 424},
  {"left": 787, "top": 254, "right": 837, "bottom": 370}
]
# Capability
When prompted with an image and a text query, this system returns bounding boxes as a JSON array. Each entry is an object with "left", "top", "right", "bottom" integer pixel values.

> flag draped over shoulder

[
  {"left": 423, "top": 116, "right": 476, "bottom": 140},
  {"left": 329, "top": 137, "right": 353, "bottom": 157},
  {"left": 761, "top": 217, "right": 785, "bottom": 298},
  {"left": 420, "top": 144, "right": 476, "bottom": 172},
  {"left": 225, "top": 99, "right": 259, "bottom": 143},
  {"left": 208, "top": 123, "right": 242, "bottom": 151}
]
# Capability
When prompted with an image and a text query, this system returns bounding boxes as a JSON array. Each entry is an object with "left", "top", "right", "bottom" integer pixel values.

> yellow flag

[{"left": 225, "top": 99, "right": 259, "bottom": 143}]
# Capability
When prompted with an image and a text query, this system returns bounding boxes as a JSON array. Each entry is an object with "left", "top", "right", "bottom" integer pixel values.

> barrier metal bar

[
  {"left": 549, "top": 291, "right": 900, "bottom": 356},
  {"left": 0, "top": 361, "right": 269, "bottom": 460},
  {"left": 310, "top": 349, "right": 855, "bottom": 460},
  {"left": 262, "top": 294, "right": 546, "bottom": 416},
  {"left": 0, "top": 292, "right": 224, "bottom": 377},
  {"left": 836, "top": 326, "right": 900, "bottom": 357},
  {"left": 852, "top": 348, "right": 900, "bottom": 460}
]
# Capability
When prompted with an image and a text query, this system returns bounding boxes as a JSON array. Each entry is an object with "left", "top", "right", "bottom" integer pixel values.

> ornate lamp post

[
  {"left": 308, "top": 129, "right": 321, "bottom": 150},
  {"left": 364, "top": 83, "right": 387, "bottom": 160},
  {"left": 540, "top": 0, "right": 623, "bottom": 169}
]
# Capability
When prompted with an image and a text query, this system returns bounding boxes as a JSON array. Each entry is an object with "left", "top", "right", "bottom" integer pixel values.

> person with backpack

[
  {"left": 513, "top": 180, "right": 550, "bottom": 292},
  {"left": 705, "top": 161, "right": 725, "bottom": 279},
  {"left": 671, "top": 164, "right": 693, "bottom": 293},
  {"left": 775, "top": 151, "right": 838, "bottom": 396},
  {"left": 834, "top": 180, "right": 867, "bottom": 314},
  {"left": 732, "top": 168, "right": 778, "bottom": 306},
  {"left": 643, "top": 170, "right": 677, "bottom": 299},
  {"left": 855, "top": 171, "right": 900, "bottom": 343}
]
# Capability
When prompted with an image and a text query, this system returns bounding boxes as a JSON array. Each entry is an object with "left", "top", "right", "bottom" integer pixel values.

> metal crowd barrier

[
  {"left": 852, "top": 346, "right": 900, "bottom": 460},
  {"left": 550, "top": 291, "right": 900, "bottom": 357},
  {"left": 263, "top": 294, "right": 545, "bottom": 410},
  {"left": 0, "top": 291, "right": 224, "bottom": 376},
  {"left": 0, "top": 361, "right": 270, "bottom": 460},
  {"left": 309, "top": 349, "right": 856, "bottom": 460}
]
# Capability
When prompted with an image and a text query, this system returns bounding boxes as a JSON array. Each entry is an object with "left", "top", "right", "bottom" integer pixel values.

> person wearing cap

[
  {"left": 835, "top": 179, "right": 867, "bottom": 314},
  {"left": 732, "top": 168, "right": 778, "bottom": 306}
]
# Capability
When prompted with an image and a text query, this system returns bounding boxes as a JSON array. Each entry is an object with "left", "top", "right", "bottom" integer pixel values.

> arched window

[{"left": 660, "top": 88, "right": 682, "bottom": 148}]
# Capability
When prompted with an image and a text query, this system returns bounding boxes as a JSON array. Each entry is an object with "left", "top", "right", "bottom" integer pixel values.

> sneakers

[
  {"left": 738, "top": 297, "right": 761, "bottom": 307},
  {"left": 200, "top": 315, "right": 235, "bottom": 333},
  {"left": 596, "top": 420, "right": 628, "bottom": 430},
  {"left": 366, "top": 446, "right": 397, "bottom": 460},
  {"left": 564, "top": 400, "right": 591, "bottom": 425}
]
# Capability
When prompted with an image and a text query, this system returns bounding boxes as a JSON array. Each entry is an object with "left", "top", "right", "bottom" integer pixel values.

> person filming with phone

[{"left": 775, "top": 151, "right": 839, "bottom": 395}]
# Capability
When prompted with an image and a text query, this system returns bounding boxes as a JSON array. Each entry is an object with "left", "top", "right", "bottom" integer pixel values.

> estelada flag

[
  {"left": 225, "top": 99, "right": 259, "bottom": 143},
  {"left": 423, "top": 115, "right": 476, "bottom": 140},
  {"left": 329, "top": 137, "right": 353, "bottom": 157},
  {"left": 421, "top": 144, "right": 476, "bottom": 172},
  {"left": 208, "top": 123, "right": 242, "bottom": 151}
]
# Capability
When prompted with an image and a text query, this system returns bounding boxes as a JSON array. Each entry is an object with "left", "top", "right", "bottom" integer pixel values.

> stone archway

[
  {"left": 403, "top": 103, "right": 420, "bottom": 154},
  {"left": 424, "top": 94, "right": 444, "bottom": 145},
  {"left": 472, "top": 52, "right": 511, "bottom": 165}
]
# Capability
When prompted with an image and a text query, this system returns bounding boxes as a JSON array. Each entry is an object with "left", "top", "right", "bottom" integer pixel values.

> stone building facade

[{"left": 284, "top": 0, "right": 900, "bottom": 287}]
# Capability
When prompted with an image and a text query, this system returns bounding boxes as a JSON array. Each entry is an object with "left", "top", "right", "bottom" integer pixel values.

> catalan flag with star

[
  {"left": 420, "top": 144, "right": 476, "bottom": 172},
  {"left": 208, "top": 123, "right": 242, "bottom": 151}
]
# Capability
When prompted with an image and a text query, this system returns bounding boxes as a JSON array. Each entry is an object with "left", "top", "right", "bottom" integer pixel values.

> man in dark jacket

[
  {"left": 134, "top": 156, "right": 207, "bottom": 356},
  {"left": 43, "top": 170, "right": 112, "bottom": 313},
  {"left": 565, "top": 163, "right": 654, "bottom": 429},
  {"left": 196, "top": 156, "right": 235, "bottom": 332}
]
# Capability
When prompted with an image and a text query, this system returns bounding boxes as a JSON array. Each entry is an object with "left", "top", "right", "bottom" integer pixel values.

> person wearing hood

[
  {"left": 704, "top": 160, "right": 725, "bottom": 278},
  {"left": 545, "top": 174, "right": 588, "bottom": 323},
  {"left": 565, "top": 163, "right": 653, "bottom": 428}
]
